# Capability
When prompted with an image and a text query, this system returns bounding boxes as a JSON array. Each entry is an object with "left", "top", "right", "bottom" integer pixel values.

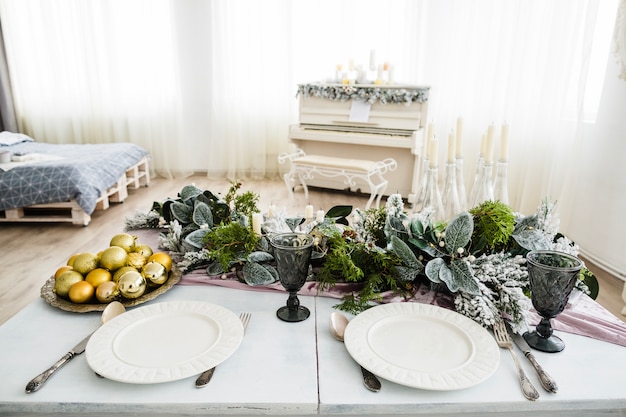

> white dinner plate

[
  {"left": 86, "top": 300, "right": 244, "bottom": 384},
  {"left": 344, "top": 303, "right": 500, "bottom": 390}
]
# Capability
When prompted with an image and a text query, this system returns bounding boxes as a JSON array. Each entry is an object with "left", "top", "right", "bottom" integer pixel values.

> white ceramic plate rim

[
  {"left": 86, "top": 300, "right": 244, "bottom": 384},
  {"left": 344, "top": 302, "right": 500, "bottom": 390}
]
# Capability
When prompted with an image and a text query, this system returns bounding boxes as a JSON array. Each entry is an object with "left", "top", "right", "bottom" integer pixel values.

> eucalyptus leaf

[
  {"left": 261, "top": 263, "right": 279, "bottom": 281},
  {"left": 394, "top": 265, "right": 420, "bottom": 282},
  {"left": 181, "top": 223, "right": 199, "bottom": 237},
  {"left": 243, "top": 262, "right": 277, "bottom": 286},
  {"left": 437, "top": 261, "right": 455, "bottom": 289},
  {"left": 326, "top": 205, "right": 353, "bottom": 219},
  {"left": 259, "top": 236, "right": 270, "bottom": 252},
  {"left": 512, "top": 229, "right": 551, "bottom": 251},
  {"left": 171, "top": 201, "right": 193, "bottom": 224},
  {"left": 184, "top": 228, "right": 211, "bottom": 249},
  {"left": 444, "top": 212, "right": 473, "bottom": 254},
  {"left": 425, "top": 257, "right": 445, "bottom": 283},
  {"left": 390, "top": 235, "right": 421, "bottom": 270},
  {"left": 179, "top": 184, "right": 204, "bottom": 203},
  {"left": 206, "top": 261, "right": 225, "bottom": 276},
  {"left": 407, "top": 237, "right": 437, "bottom": 257},
  {"left": 247, "top": 250, "right": 274, "bottom": 263},
  {"left": 410, "top": 218, "right": 425, "bottom": 235},
  {"left": 386, "top": 216, "right": 408, "bottom": 239},
  {"left": 449, "top": 259, "right": 481, "bottom": 295},
  {"left": 192, "top": 201, "right": 213, "bottom": 228}
]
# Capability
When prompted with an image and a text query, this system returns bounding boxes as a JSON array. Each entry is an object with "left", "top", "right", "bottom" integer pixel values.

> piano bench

[{"left": 278, "top": 149, "right": 397, "bottom": 209}]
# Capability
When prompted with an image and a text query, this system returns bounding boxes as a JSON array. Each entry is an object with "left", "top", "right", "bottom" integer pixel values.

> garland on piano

[{"left": 296, "top": 83, "right": 430, "bottom": 105}]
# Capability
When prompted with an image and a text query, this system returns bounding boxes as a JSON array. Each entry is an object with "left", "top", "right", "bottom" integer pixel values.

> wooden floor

[{"left": 1, "top": 174, "right": 624, "bottom": 326}]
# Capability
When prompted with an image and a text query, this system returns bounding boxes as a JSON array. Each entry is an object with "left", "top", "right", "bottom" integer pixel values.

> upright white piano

[{"left": 288, "top": 83, "right": 430, "bottom": 204}]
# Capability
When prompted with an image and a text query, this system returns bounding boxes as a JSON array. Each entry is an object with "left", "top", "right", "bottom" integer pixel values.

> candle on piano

[
  {"left": 500, "top": 123, "right": 509, "bottom": 162},
  {"left": 305, "top": 204, "right": 314, "bottom": 220},
  {"left": 316, "top": 209, "right": 325, "bottom": 223},
  {"left": 456, "top": 117, "right": 463, "bottom": 158}
]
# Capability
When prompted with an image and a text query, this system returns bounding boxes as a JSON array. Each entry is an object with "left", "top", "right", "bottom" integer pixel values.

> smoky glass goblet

[
  {"left": 524, "top": 250, "right": 583, "bottom": 353},
  {"left": 270, "top": 232, "right": 314, "bottom": 322}
]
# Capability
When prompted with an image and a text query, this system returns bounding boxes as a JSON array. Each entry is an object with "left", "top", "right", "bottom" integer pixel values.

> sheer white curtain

[
  {"left": 414, "top": 0, "right": 600, "bottom": 222},
  {"left": 0, "top": 0, "right": 190, "bottom": 178},
  {"left": 0, "top": 0, "right": 611, "bottom": 220}
]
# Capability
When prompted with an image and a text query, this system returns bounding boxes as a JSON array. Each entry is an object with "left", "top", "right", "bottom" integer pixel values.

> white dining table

[{"left": 1, "top": 284, "right": 625, "bottom": 417}]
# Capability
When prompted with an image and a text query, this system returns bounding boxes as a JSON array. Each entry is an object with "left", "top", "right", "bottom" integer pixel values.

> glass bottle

[
  {"left": 493, "top": 160, "right": 509, "bottom": 205},
  {"left": 442, "top": 161, "right": 461, "bottom": 220},
  {"left": 468, "top": 154, "right": 484, "bottom": 209},
  {"left": 455, "top": 156, "right": 467, "bottom": 211},
  {"left": 471, "top": 162, "right": 494, "bottom": 207},
  {"left": 419, "top": 165, "right": 444, "bottom": 222},
  {"left": 413, "top": 155, "right": 429, "bottom": 210}
]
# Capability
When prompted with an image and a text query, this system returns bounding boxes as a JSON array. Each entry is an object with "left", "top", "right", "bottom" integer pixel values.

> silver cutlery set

[
  {"left": 493, "top": 319, "right": 558, "bottom": 401},
  {"left": 25, "top": 307, "right": 557, "bottom": 400}
]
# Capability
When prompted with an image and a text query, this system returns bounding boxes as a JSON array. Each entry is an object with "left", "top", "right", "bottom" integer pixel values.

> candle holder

[
  {"left": 493, "top": 160, "right": 509, "bottom": 205},
  {"left": 442, "top": 161, "right": 461, "bottom": 220}
]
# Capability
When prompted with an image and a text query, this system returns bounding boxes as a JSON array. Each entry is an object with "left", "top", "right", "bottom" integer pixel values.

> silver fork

[
  {"left": 492, "top": 319, "right": 540, "bottom": 401},
  {"left": 195, "top": 312, "right": 251, "bottom": 388}
]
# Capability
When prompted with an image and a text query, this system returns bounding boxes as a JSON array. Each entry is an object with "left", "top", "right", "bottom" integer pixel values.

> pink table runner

[{"left": 133, "top": 228, "right": 626, "bottom": 347}]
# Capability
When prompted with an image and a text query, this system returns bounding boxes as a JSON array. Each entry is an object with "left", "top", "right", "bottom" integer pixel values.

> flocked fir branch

[{"left": 124, "top": 210, "right": 162, "bottom": 230}]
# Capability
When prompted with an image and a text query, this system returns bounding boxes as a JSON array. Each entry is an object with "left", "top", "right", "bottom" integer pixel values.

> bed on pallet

[{"left": 0, "top": 132, "right": 150, "bottom": 226}]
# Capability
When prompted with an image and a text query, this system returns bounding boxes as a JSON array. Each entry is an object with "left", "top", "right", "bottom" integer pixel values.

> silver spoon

[
  {"left": 329, "top": 311, "right": 381, "bottom": 392},
  {"left": 101, "top": 301, "right": 126, "bottom": 323}
]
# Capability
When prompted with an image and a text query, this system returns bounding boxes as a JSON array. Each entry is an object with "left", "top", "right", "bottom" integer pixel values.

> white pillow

[{"left": 0, "top": 131, "right": 34, "bottom": 146}]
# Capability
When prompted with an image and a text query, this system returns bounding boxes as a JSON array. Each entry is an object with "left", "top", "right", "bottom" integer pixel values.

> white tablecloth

[{"left": 1, "top": 285, "right": 625, "bottom": 416}]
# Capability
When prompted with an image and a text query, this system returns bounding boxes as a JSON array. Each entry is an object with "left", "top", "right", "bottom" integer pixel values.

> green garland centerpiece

[{"left": 126, "top": 182, "right": 597, "bottom": 333}]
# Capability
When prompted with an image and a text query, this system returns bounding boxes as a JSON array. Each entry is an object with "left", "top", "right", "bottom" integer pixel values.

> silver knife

[
  {"left": 25, "top": 332, "right": 93, "bottom": 393},
  {"left": 511, "top": 331, "right": 558, "bottom": 393}
]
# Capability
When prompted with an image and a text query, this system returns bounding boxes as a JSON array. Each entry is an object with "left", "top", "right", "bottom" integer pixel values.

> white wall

[{"left": 569, "top": 47, "right": 626, "bottom": 279}]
